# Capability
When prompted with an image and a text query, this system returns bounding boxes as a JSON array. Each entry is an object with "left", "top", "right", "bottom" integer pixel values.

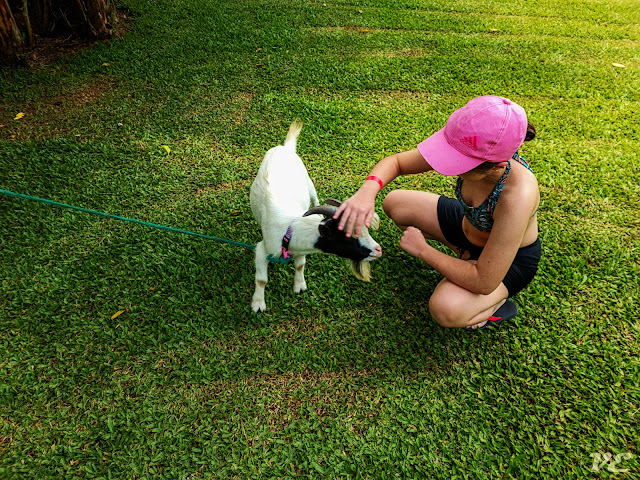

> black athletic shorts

[{"left": 437, "top": 196, "right": 541, "bottom": 297}]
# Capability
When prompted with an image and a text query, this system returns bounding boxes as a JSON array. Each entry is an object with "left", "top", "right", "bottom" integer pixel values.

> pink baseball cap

[{"left": 417, "top": 96, "right": 528, "bottom": 176}]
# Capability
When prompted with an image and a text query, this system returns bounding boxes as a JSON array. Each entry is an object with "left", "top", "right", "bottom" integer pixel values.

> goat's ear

[
  {"left": 370, "top": 212, "right": 380, "bottom": 231},
  {"left": 318, "top": 222, "right": 333, "bottom": 238}
]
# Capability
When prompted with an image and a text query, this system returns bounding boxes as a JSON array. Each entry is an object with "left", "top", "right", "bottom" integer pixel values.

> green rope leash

[{"left": 0, "top": 188, "right": 290, "bottom": 264}]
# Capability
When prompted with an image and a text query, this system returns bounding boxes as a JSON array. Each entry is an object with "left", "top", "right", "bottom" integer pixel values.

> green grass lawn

[{"left": 1, "top": 0, "right": 638, "bottom": 478}]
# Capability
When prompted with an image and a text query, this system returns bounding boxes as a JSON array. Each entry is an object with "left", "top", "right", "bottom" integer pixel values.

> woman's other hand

[{"left": 399, "top": 226, "right": 429, "bottom": 259}]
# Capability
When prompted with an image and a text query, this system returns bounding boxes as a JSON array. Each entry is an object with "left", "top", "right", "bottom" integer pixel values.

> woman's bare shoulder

[{"left": 498, "top": 162, "right": 539, "bottom": 214}]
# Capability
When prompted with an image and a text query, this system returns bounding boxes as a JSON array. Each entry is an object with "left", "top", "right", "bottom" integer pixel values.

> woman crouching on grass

[{"left": 334, "top": 96, "right": 541, "bottom": 331}]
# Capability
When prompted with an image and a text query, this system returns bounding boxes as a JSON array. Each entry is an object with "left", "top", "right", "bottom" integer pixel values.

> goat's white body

[
  {"left": 249, "top": 120, "right": 380, "bottom": 313},
  {"left": 250, "top": 120, "right": 320, "bottom": 312},
  {"left": 250, "top": 120, "right": 319, "bottom": 258}
]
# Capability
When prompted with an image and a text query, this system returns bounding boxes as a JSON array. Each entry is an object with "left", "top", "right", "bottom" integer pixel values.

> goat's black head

[
  {"left": 303, "top": 201, "right": 382, "bottom": 281},
  {"left": 315, "top": 218, "right": 373, "bottom": 260}
]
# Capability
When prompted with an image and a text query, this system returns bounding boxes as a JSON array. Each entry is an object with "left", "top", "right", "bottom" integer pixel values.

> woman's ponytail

[{"left": 525, "top": 122, "right": 536, "bottom": 141}]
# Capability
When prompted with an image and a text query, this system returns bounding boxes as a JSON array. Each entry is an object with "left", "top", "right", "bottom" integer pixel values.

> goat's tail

[{"left": 284, "top": 118, "right": 303, "bottom": 150}]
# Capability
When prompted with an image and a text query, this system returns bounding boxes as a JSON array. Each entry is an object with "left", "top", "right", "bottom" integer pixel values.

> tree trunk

[
  {"left": 0, "top": 0, "right": 24, "bottom": 64},
  {"left": 1, "top": 0, "right": 115, "bottom": 65},
  {"left": 73, "top": 0, "right": 114, "bottom": 38},
  {"left": 22, "top": 0, "right": 33, "bottom": 46}
]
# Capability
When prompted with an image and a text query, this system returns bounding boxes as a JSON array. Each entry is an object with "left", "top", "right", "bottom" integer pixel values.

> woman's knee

[
  {"left": 429, "top": 280, "right": 510, "bottom": 328},
  {"left": 383, "top": 190, "right": 439, "bottom": 227},
  {"left": 428, "top": 291, "right": 464, "bottom": 328},
  {"left": 429, "top": 279, "right": 479, "bottom": 328},
  {"left": 382, "top": 190, "right": 404, "bottom": 218}
]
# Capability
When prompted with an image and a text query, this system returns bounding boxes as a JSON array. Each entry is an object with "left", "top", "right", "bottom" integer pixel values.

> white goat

[{"left": 250, "top": 119, "right": 382, "bottom": 312}]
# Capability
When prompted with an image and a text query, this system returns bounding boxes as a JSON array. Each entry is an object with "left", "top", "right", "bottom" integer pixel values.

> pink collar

[{"left": 281, "top": 224, "right": 293, "bottom": 259}]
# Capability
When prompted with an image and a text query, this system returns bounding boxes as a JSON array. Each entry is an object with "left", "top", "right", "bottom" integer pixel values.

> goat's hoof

[
  {"left": 293, "top": 282, "right": 307, "bottom": 294},
  {"left": 251, "top": 300, "right": 267, "bottom": 313}
]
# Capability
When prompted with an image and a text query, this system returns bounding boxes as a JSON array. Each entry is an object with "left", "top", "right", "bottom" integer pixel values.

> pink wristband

[{"left": 366, "top": 175, "right": 384, "bottom": 190}]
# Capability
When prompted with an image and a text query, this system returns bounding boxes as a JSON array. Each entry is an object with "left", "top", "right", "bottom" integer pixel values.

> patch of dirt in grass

[
  {"left": 226, "top": 91, "right": 255, "bottom": 125},
  {"left": 187, "top": 91, "right": 256, "bottom": 126},
  {"left": 234, "top": 369, "right": 382, "bottom": 430},
  {"left": 313, "top": 26, "right": 380, "bottom": 34},
  {"left": 194, "top": 179, "right": 250, "bottom": 197},
  {"left": 58, "top": 77, "right": 117, "bottom": 108},
  {"left": 0, "top": 77, "right": 118, "bottom": 141},
  {"left": 307, "top": 88, "right": 439, "bottom": 106},
  {"left": 272, "top": 317, "right": 327, "bottom": 339},
  {"left": 179, "top": 367, "right": 382, "bottom": 430}
]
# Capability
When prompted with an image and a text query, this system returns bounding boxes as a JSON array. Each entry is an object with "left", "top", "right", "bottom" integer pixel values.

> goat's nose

[{"left": 374, "top": 245, "right": 382, "bottom": 257}]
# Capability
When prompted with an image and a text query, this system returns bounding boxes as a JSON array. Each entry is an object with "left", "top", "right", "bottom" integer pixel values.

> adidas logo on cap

[{"left": 460, "top": 135, "right": 478, "bottom": 151}]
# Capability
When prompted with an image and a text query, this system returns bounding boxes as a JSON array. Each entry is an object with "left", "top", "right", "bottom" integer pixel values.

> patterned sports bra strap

[{"left": 512, "top": 151, "right": 534, "bottom": 173}]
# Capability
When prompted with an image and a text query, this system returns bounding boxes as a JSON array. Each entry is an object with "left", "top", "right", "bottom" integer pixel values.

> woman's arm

[
  {"left": 399, "top": 228, "right": 493, "bottom": 293},
  {"left": 399, "top": 183, "right": 537, "bottom": 294},
  {"left": 335, "top": 149, "right": 433, "bottom": 237}
]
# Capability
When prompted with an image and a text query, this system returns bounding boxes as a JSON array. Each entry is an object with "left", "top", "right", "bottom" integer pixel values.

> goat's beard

[{"left": 349, "top": 259, "right": 371, "bottom": 282}]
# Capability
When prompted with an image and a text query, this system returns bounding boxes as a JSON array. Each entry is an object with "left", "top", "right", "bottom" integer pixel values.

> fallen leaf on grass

[
  {"left": 14, "top": 112, "right": 25, "bottom": 120},
  {"left": 612, "top": 63, "right": 626, "bottom": 68},
  {"left": 162, "top": 145, "right": 171, "bottom": 154},
  {"left": 360, "top": 29, "right": 371, "bottom": 33},
  {"left": 111, "top": 310, "right": 126, "bottom": 320}
]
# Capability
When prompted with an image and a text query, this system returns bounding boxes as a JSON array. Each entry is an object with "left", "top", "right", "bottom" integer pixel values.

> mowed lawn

[{"left": 0, "top": 0, "right": 638, "bottom": 478}]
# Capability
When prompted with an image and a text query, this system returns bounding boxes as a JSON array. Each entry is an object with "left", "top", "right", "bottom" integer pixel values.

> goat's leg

[
  {"left": 251, "top": 241, "right": 269, "bottom": 312},
  {"left": 293, "top": 254, "right": 307, "bottom": 294}
]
